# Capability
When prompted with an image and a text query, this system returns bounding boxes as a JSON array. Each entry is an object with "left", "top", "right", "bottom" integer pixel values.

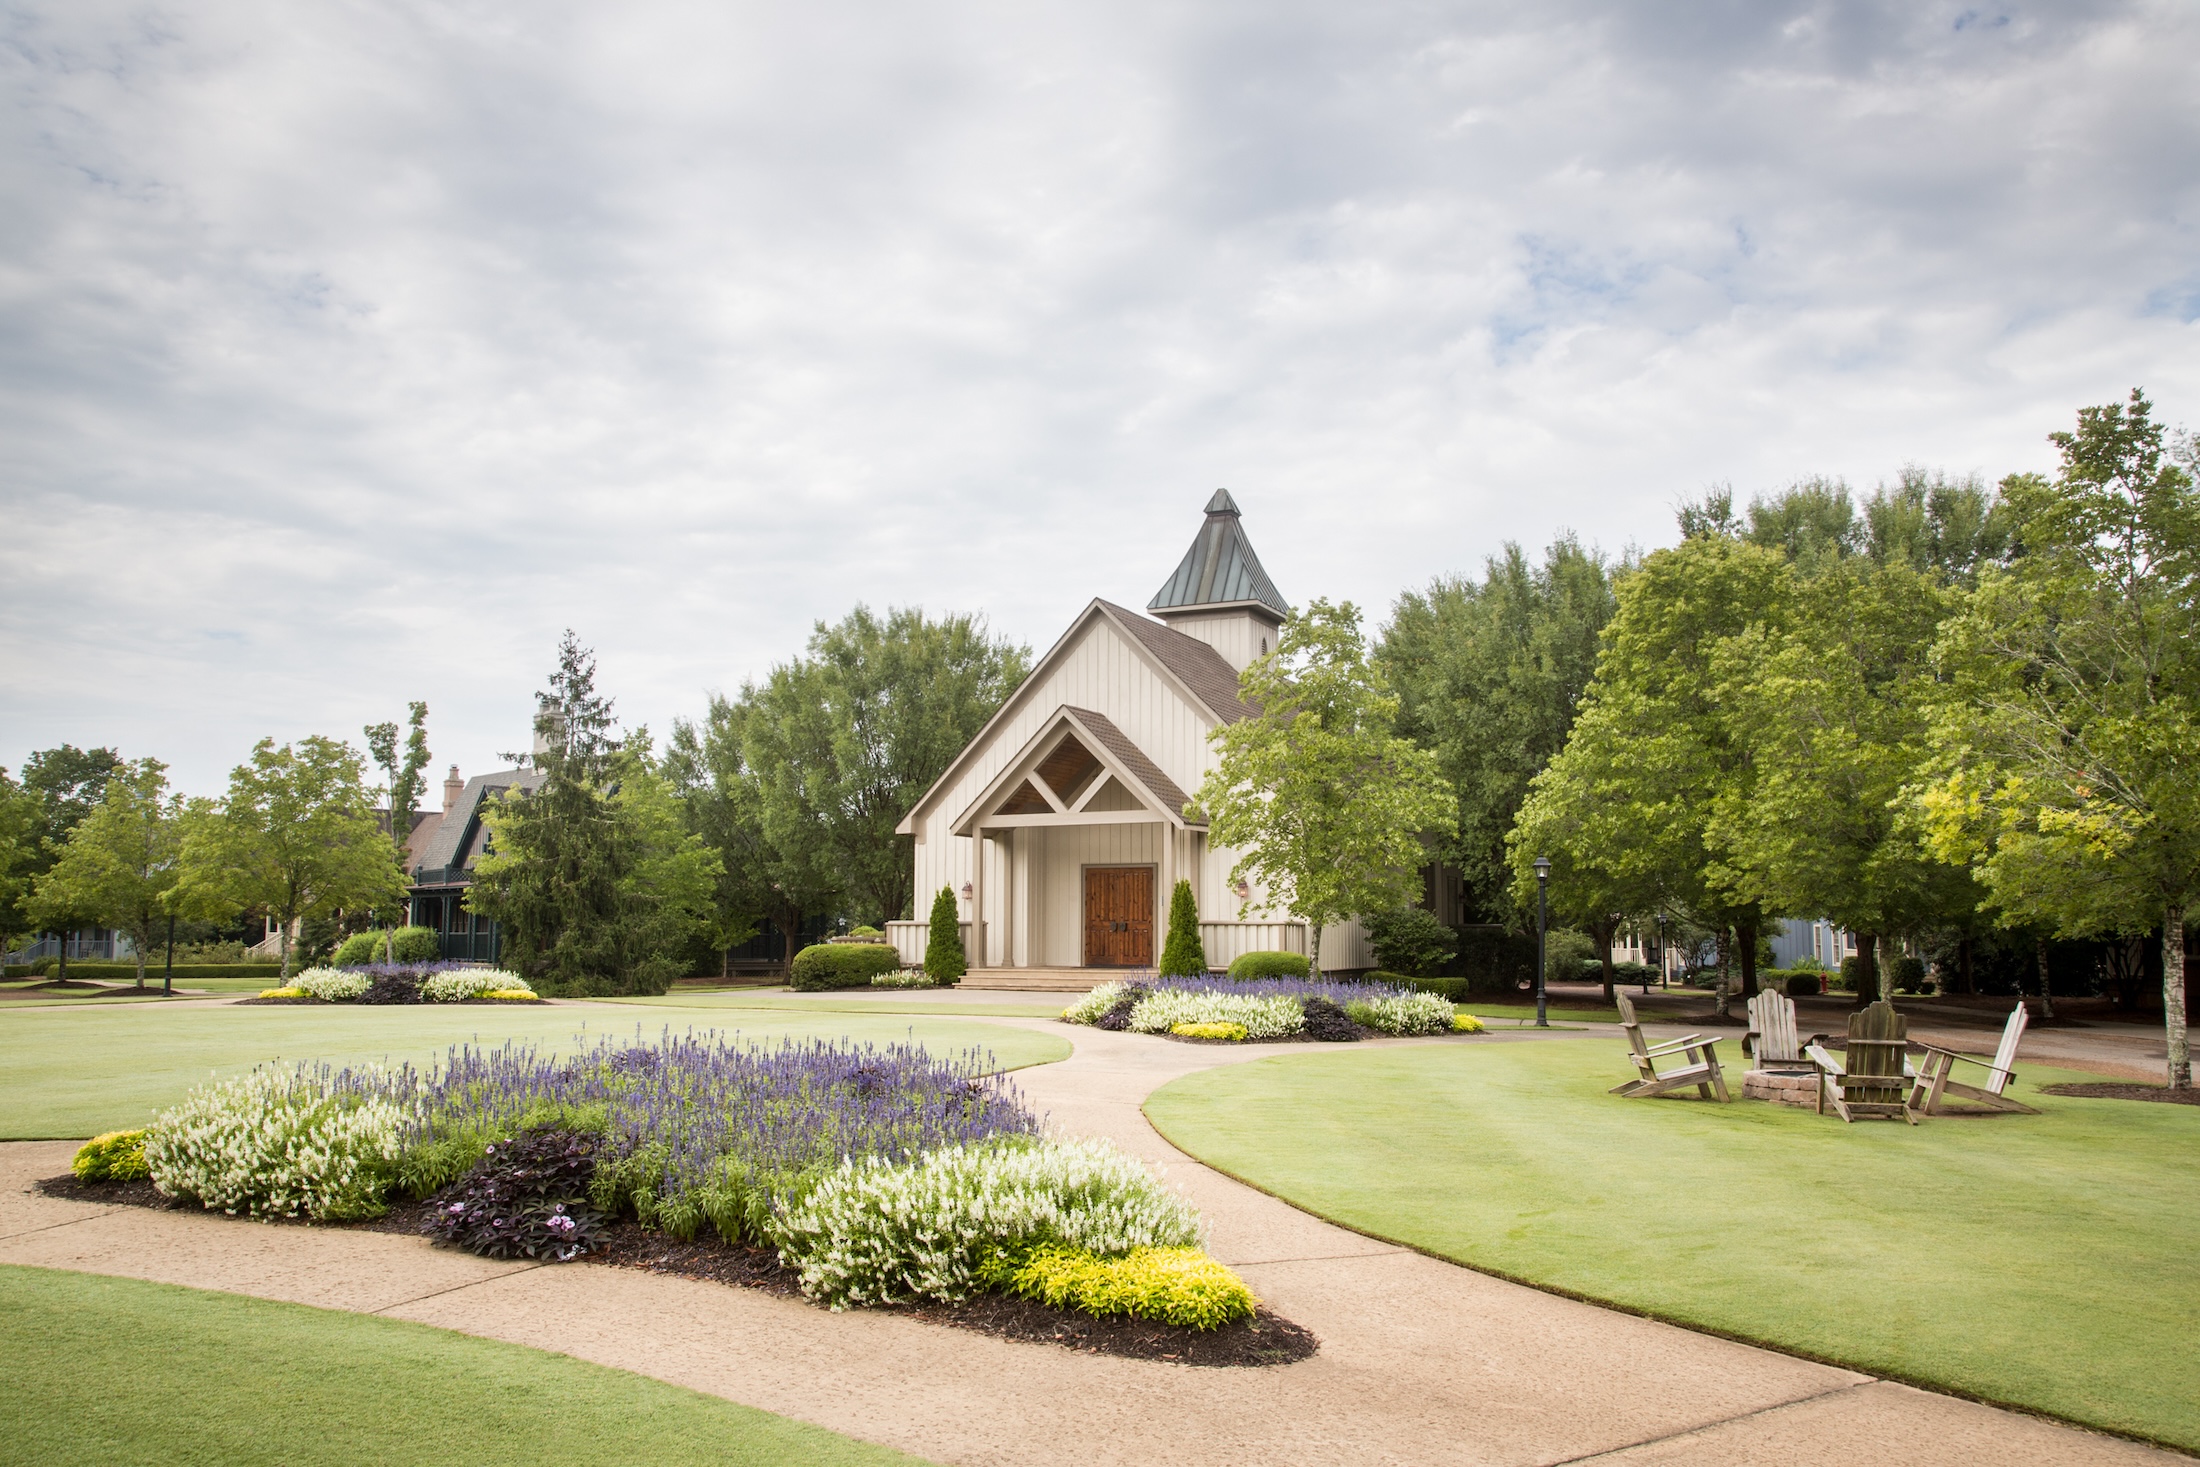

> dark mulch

[
  {"left": 2038, "top": 1082, "right": 2200, "bottom": 1106},
  {"left": 44, "top": 1176, "right": 1319, "bottom": 1367}
]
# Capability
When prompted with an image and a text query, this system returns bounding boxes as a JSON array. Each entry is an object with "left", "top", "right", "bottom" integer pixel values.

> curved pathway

[{"left": 0, "top": 1014, "right": 2175, "bottom": 1466}]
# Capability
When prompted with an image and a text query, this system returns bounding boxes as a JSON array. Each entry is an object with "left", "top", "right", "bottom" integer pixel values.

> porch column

[
  {"left": 1159, "top": 821, "right": 1176, "bottom": 943},
  {"left": 970, "top": 829, "right": 986, "bottom": 970}
]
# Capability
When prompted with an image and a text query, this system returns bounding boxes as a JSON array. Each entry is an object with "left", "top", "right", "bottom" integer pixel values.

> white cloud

[{"left": 2, "top": 0, "right": 2195, "bottom": 792}]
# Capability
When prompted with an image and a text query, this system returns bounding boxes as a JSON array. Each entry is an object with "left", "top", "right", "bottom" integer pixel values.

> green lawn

[
  {"left": 0, "top": 1004, "right": 1068, "bottom": 1138},
  {"left": 0, "top": 1265, "right": 924, "bottom": 1466},
  {"left": 611, "top": 989, "right": 1066, "bottom": 1018},
  {"left": 1145, "top": 1038, "right": 2200, "bottom": 1452},
  {"left": 1457, "top": 1003, "right": 1618, "bottom": 1025}
]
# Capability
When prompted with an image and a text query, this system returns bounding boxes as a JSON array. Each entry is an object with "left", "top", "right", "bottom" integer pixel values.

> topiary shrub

[
  {"left": 791, "top": 942, "right": 901, "bottom": 991},
  {"left": 1889, "top": 956, "right": 1928, "bottom": 994},
  {"left": 1361, "top": 906, "right": 1457, "bottom": 978},
  {"left": 924, "top": 886, "right": 967, "bottom": 986},
  {"left": 334, "top": 927, "right": 441, "bottom": 967},
  {"left": 1157, "top": 879, "right": 1209, "bottom": 977},
  {"left": 1226, "top": 950, "right": 1310, "bottom": 980},
  {"left": 1786, "top": 973, "right": 1824, "bottom": 997},
  {"left": 847, "top": 924, "right": 884, "bottom": 938}
]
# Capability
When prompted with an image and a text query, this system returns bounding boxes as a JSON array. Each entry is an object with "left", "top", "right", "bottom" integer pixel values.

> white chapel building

[{"left": 887, "top": 492, "right": 1376, "bottom": 982}]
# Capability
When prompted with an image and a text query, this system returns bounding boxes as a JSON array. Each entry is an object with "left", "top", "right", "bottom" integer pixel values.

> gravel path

[{"left": 0, "top": 1011, "right": 2174, "bottom": 1466}]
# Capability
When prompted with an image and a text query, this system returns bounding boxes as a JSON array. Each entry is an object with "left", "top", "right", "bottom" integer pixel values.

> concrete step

[{"left": 960, "top": 968, "right": 1115, "bottom": 993}]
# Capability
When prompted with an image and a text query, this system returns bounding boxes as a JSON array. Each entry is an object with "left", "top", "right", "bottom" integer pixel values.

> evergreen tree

[
  {"left": 924, "top": 885, "right": 966, "bottom": 985},
  {"left": 469, "top": 633, "right": 719, "bottom": 997},
  {"left": 1158, "top": 878, "right": 1208, "bottom": 977}
]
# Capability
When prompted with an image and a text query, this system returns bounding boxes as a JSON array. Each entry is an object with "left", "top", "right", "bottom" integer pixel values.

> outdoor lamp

[
  {"left": 1533, "top": 856, "right": 1551, "bottom": 1029},
  {"left": 959, "top": 882, "right": 973, "bottom": 901}
]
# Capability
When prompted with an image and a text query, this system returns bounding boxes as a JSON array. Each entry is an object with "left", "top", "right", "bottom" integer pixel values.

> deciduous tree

[
  {"left": 1195, "top": 599, "right": 1455, "bottom": 977},
  {"left": 178, "top": 737, "right": 404, "bottom": 978},
  {"left": 1917, "top": 390, "right": 2200, "bottom": 1087},
  {"left": 27, "top": 759, "right": 183, "bottom": 988}
]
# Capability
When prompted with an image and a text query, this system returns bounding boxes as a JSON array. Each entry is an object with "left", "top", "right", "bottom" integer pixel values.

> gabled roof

[
  {"left": 948, "top": 706, "right": 1200, "bottom": 835},
  {"left": 895, "top": 599, "right": 1253, "bottom": 834},
  {"left": 412, "top": 767, "right": 543, "bottom": 878},
  {"left": 1147, "top": 489, "right": 1288, "bottom": 619}
]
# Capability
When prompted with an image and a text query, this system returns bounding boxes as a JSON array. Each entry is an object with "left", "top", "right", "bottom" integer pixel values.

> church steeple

[
  {"left": 1147, "top": 491, "right": 1287, "bottom": 672},
  {"left": 1148, "top": 489, "right": 1288, "bottom": 620}
]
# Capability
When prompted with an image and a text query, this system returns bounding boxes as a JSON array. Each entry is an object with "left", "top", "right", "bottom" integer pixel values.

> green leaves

[{"left": 1196, "top": 599, "right": 1455, "bottom": 971}]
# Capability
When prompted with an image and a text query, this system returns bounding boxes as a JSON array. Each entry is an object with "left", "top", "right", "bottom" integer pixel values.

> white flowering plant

[
  {"left": 1126, "top": 989, "right": 1305, "bottom": 1040},
  {"left": 142, "top": 1067, "right": 409, "bottom": 1220},
  {"left": 773, "top": 1135, "right": 1203, "bottom": 1309},
  {"left": 1344, "top": 991, "right": 1457, "bottom": 1036},
  {"left": 420, "top": 969, "right": 533, "bottom": 1002},
  {"left": 291, "top": 968, "right": 371, "bottom": 1002},
  {"left": 1059, "top": 982, "right": 1135, "bottom": 1025}
]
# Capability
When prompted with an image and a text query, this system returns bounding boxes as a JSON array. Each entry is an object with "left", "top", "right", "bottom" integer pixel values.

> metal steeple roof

[{"left": 1147, "top": 490, "right": 1288, "bottom": 618}]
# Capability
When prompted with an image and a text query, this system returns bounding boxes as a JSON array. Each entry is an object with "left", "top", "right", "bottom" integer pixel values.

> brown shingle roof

[{"left": 1095, "top": 601, "right": 1255, "bottom": 724}]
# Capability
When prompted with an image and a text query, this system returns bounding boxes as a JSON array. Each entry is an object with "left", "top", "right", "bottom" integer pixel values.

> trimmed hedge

[
  {"left": 1372, "top": 971, "right": 1470, "bottom": 1002},
  {"left": 18, "top": 962, "right": 285, "bottom": 982},
  {"left": 334, "top": 927, "right": 441, "bottom": 967},
  {"left": 791, "top": 943, "right": 902, "bottom": 991},
  {"left": 1225, "top": 951, "right": 1310, "bottom": 980}
]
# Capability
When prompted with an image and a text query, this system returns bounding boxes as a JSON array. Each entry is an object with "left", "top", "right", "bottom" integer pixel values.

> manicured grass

[
  {"left": 1456, "top": 1003, "right": 1620, "bottom": 1024},
  {"left": 0, "top": 1004, "right": 1068, "bottom": 1139},
  {"left": 1145, "top": 1038, "right": 2200, "bottom": 1451},
  {"left": 0, "top": 1265, "right": 925, "bottom": 1466},
  {"left": 615, "top": 989, "right": 1065, "bottom": 1018}
]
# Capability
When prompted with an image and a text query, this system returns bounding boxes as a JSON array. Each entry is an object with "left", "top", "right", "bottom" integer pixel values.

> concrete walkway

[{"left": 1, "top": 1015, "right": 2176, "bottom": 1467}]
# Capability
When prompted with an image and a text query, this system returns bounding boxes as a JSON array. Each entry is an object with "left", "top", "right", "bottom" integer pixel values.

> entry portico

[{"left": 889, "top": 492, "right": 1374, "bottom": 979}]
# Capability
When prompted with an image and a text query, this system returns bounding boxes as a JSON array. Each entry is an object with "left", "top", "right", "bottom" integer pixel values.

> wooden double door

[{"left": 1083, "top": 866, "right": 1154, "bottom": 968}]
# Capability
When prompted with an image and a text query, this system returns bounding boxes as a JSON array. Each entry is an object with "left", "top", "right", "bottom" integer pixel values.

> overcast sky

[{"left": 4, "top": 0, "right": 2196, "bottom": 796}]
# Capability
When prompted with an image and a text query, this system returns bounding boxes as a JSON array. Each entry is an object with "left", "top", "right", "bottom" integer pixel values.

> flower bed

[
  {"left": 86, "top": 1030, "right": 1276, "bottom": 1346},
  {"left": 1062, "top": 976, "right": 1474, "bottom": 1043},
  {"left": 259, "top": 964, "right": 537, "bottom": 1004}
]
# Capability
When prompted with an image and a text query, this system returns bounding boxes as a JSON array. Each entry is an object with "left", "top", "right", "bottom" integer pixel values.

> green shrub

[
  {"left": 1371, "top": 972, "right": 1469, "bottom": 1001},
  {"left": 1361, "top": 907, "right": 1458, "bottom": 978},
  {"left": 1889, "top": 956, "right": 1928, "bottom": 994},
  {"left": 979, "top": 1243, "right": 1255, "bottom": 1330},
  {"left": 1226, "top": 950, "right": 1309, "bottom": 979},
  {"left": 72, "top": 1130, "right": 150, "bottom": 1182},
  {"left": 1157, "top": 880, "right": 1209, "bottom": 977},
  {"left": 1786, "top": 973, "right": 1824, "bottom": 997},
  {"left": 790, "top": 943, "right": 901, "bottom": 991},
  {"left": 924, "top": 886, "right": 966, "bottom": 986},
  {"left": 1456, "top": 927, "right": 1536, "bottom": 995},
  {"left": 847, "top": 925, "right": 883, "bottom": 938},
  {"left": 1544, "top": 928, "right": 1596, "bottom": 983},
  {"left": 334, "top": 927, "right": 441, "bottom": 967}
]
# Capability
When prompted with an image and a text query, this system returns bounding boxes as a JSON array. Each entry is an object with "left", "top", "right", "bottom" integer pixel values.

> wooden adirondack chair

[
  {"left": 1610, "top": 992, "right": 1730, "bottom": 1101},
  {"left": 1907, "top": 1004, "right": 2037, "bottom": 1117},
  {"left": 1806, "top": 1001, "right": 1914, "bottom": 1123},
  {"left": 1743, "top": 990, "right": 1810, "bottom": 1072}
]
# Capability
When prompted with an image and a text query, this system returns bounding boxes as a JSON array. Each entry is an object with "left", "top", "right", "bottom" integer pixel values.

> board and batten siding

[{"left": 903, "top": 606, "right": 1374, "bottom": 972}]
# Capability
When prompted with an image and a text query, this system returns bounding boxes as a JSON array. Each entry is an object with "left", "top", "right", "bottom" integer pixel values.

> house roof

[
  {"left": 895, "top": 598, "right": 1254, "bottom": 834},
  {"left": 412, "top": 767, "right": 543, "bottom": 879},
  {"left": 948, "top": 705, "right": 1202, "bottom": 835},
  {"left": 1147, "top": 489, "right": 1288, "bottom": 619}
]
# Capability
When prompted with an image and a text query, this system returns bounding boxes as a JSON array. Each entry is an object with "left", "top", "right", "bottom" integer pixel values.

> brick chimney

[{"left": 443, "top": 765, "right": 464, "bottom": 813}]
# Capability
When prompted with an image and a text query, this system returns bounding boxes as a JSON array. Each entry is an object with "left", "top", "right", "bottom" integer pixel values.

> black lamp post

[{"left": 1533, "top": 855, "right": 1551, "bottom": 1028}]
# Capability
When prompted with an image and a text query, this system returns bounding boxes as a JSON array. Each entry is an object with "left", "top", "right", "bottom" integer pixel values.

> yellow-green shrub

[
  {"left": 258, "top": 986, "right": 307, "bottom": 999},
  {"left": 1452, "top": 1013, "right": 1485, "bottom": 1033},
  {"left": 484, "top": 990, "right": 540, "bottom": 1001},
  {"left": 72, "top": 1130, "right": 150, "bottom": 1182},
  {"left": 981, "top": 1244, "right": 1255, "bottom": 1330},
  {"left": 1170, "top": 1021, "right": 1248, "bottom": 1042}
]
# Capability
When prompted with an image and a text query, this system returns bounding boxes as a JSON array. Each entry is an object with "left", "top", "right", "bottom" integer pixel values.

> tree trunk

[
  {"left": 1591, "top": 915, "right": 1619, "bottom": 1003},
  {"left": 279, "top": 916, "right": 295, "bottom": 980},
  {"left": 1309, "top": 920, "right": 1324, "bottom": 981},
  {"left": 2034, "top": 934, "right": 2056, "bottom": 1021},
  {"left": 134, "top": 934, "right": 147, "bottom": 990},
  {"left": 163, "top": 914, "right": 176, "bottom": 998},
  {"left": 55, "top": 933, "right": 68, "bottom": 984},
  {"left": 1954, "top": 935, "right": 1974, "bottom": 997},
  {"left": 1854, "top": 932, "right": 1880, "bottom": 1005},
  {"left": 1713, "top": 928, "right": 1732, "bottom": 1018},
  {"left": 1737, "top": 918, "right": 1760, "bottom": 999},
  {"left": 2165, "top": 905, "right": 2190, "bottom": 1090}
]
